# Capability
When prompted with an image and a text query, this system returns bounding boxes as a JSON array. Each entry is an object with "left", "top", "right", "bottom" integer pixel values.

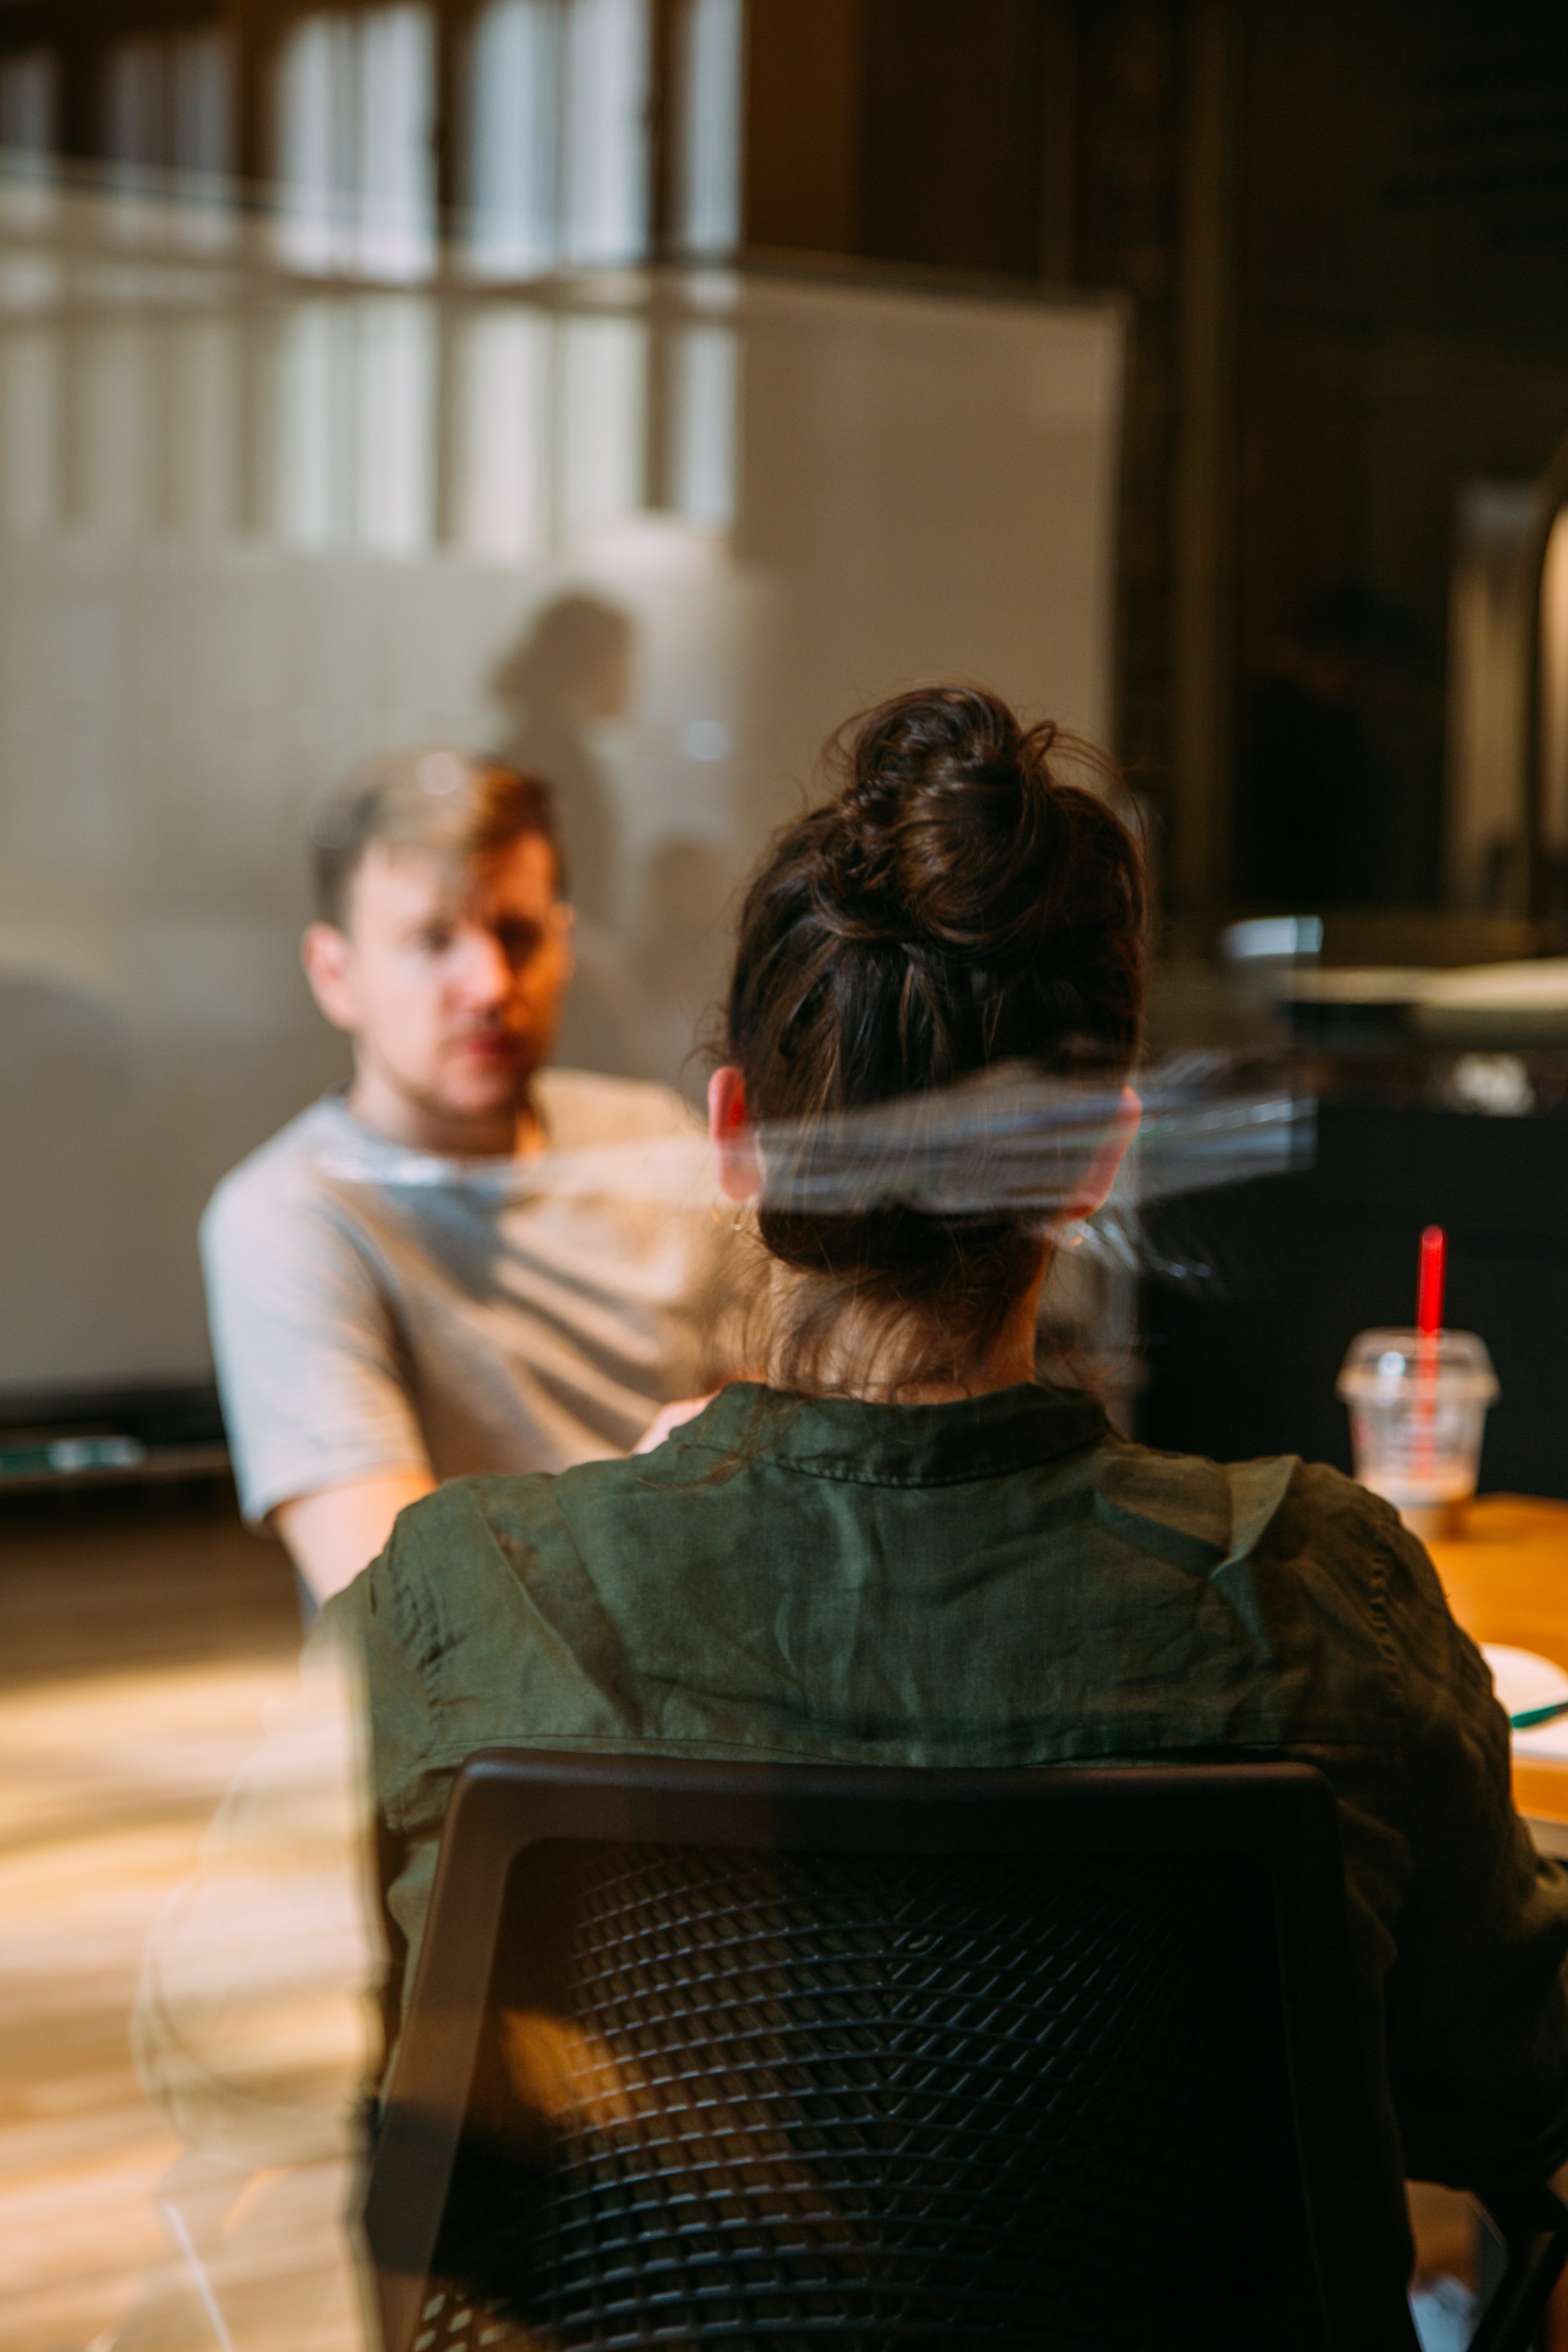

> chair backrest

[{"left": 364, "top": 1753, "right": 1418, "bottom": 2352}]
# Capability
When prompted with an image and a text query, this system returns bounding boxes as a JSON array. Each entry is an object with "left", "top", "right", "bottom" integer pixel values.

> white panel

[
  {"left": 669, "top": 322, "right": 736, "bottom": 526},
  {"left": 559, "top": 313, "right": 646, "bottom": 542},
  {"left": 0, "top": 49, "right": 56, "bottom": 158},
  {"left": 357, "top": 7, "right": 436, "bottom": 282},
  {"left": 356, "top": 296, "right": 435, "bottom": 553},
  {"left": 172, "top": 30, "right": 233, "bottom": 179},
  {"left": 0, "top": 196, "right": 1124, "bottom": 1389},
  {"left": 79, "top": 326, "right": 152, "bottom": 535},
  {"left": 456, "top": 307, "right": 552, "bottom": 560},
  {"left": 104, "top": 40, "right": 166, "bottom": 172},
  {"left": 561, "top": 0, "right": 649, "bottom": 266},
  {"left": 168, "top": 318, "right": 241, "bottom": 539},
  {"left": 276, "top": 305, "right": 350, "bottom": 546},
  {"left": 673, "top": 0, "right": 742, "bottom": 256},
  {"left": 1444, "top": 482, "right": 1538, "bottom": 907},
  {"left": 40, "top": 591, "right": 127, "bottom": 861},
  {"left": 274, "top": 17, "right": 355, "bottom": 275},
  {"left": 467, "top": 0, "right": 562, "bottom": 278},
  {"left": 0, "top": 329, "right": 58, "bottom": 532}
]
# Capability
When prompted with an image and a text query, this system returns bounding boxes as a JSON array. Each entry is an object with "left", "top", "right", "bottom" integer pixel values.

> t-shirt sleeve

[
  {"left": 201, "top": 1167, "right": 431, "bottom": 1527},
  {"left": 1378, "top": 1512, "right": 1568, "bottom": 2190}
]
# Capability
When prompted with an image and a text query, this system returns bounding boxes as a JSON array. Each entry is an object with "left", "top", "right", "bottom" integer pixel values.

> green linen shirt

[{"left": 325, "top": 1378, "right": 1568, "bottom": 2194}]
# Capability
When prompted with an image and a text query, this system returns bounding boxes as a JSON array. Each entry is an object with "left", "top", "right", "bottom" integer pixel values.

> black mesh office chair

[{"left": 363, "top": 1753, "right": 1568, "bottom": 2352}]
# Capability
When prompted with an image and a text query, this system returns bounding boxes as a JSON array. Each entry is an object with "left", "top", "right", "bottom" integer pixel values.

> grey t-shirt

[{"left": 201, "top": 1070, "right": 743, "bottom": 1526}]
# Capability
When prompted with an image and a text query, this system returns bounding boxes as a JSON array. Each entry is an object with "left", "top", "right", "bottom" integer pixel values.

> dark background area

[
  {"left": 743, "top": 0, "right": 1568, "bottom": 922},
  {"left": 1140, "top": 1093, "right": 1568, "bottom": 1496}
]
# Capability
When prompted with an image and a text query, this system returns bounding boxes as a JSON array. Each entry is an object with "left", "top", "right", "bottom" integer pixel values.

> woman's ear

[
  {"left": 708, "top": 1066, "right": 762, "bottom": 1203},
  {"left": 1069, "top": 1084, "right": 1141, "bottom": 1220}
]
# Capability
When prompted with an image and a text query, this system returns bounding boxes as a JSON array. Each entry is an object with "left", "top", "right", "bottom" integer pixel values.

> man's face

[{"left": 304, "top": 834, "right": 572, "bottom": 1134}]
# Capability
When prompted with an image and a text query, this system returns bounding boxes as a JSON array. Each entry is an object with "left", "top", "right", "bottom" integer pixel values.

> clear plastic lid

[{"left": 1335, "top": 1328, "right": 1499, "bottom": 1403}]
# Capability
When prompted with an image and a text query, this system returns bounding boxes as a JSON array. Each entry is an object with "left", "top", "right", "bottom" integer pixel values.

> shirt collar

[{"left": 673, "top": 1380, "right": 1108, "bottom": 1488}]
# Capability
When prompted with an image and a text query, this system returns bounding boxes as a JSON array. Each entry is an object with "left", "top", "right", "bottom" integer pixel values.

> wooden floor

[
  {"left": 10, "top": 1479, "right": 1568, "bottom": 2350},
  {"left": 0, "top": 1485, "right": 364, "bottom": 2352}
]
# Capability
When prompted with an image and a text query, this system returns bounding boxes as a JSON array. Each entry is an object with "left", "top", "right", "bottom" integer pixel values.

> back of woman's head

[{"left": 724, "top": 684, "right": 1147, "bottom": 1394}]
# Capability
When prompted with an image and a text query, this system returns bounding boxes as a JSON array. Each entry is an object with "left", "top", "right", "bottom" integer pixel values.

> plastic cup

[{"left": 1336, "top": 1328, "right": 1499, "bottom": 1538}]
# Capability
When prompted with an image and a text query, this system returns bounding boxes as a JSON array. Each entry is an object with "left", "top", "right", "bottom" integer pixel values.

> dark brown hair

[
  {"left": 724, "top": 685, "right": 1147, "bottom": 1395},
  {"left": 311, "top": 746, "right": 562, "bottom": 929}
]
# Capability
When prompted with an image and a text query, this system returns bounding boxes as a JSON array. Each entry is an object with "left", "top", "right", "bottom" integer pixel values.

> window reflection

[
  {"left": 671, "top": 0, "right": 743, "bottom": 257},
  {"left": 0, "top": 51, "right": 58, "bottom": 233},
  {"left": 560, "top": 312, "right": 647, "bottom": 538},
  {"left": 0, "top": 47, "right": 55, "bottom": 167},
  {"left": 467, "top": 0, "right": 563, "bottom": 278},
  {"left": 464, "top": 0, "right": 650, "bottom": 276},
  {"left": 668, "top": 321, "right": 737, "bottom": 525},
  {"left": 103, "top": 29, "right": 233, "bottom": 248},
  {"left": 1541, "top": 508, "right": 1568, "bottom": 895},
  {"left": 454, "top": 308, "right": 552, "bottom": 558},
  {"left": 274, "top": 8, "right": 436, "bottom": 283},
  {"left": 0, "top": 326, "right": 56, "bottom": 531}
]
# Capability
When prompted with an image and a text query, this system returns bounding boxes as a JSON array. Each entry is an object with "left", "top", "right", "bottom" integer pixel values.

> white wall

[{"left": 0, "top": 188, "right": 1123, "bottom": 1393}]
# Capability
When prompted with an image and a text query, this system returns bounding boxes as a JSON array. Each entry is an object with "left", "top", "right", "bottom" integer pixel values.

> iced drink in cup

[{"left": 1336, "top": 1328, "right": 1499, "bottom": 1538}]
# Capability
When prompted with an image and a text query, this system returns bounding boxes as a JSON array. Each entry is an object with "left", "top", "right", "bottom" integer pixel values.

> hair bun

[{"left": 823, "top": 684, "right": 1083, "bottom": 962}]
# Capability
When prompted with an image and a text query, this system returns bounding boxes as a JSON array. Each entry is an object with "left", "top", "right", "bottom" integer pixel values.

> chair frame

[{"left": 362, "top": 1751, "right": 1567, "bottom": 2352}]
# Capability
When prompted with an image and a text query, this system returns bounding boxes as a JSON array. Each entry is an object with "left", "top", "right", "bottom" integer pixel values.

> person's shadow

[
  {"left": 487, "top": 593, "right": 636, "bottom": 931},
  {"left": 488, "top": 594, "right": 650, "bottom": 1079}
]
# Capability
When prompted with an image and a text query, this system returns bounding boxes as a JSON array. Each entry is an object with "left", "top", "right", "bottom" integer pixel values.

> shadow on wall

[
  {"left": 487, "top": 593, "right": 636, "bottom": 929},
  {"left": 489, "top": 591, "right": 650, "bottom": 1082}
]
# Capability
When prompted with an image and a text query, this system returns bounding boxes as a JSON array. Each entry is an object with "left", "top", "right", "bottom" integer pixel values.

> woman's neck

[{"left": 763, "top": 1251, "right": 1049, "bottom": 1404}]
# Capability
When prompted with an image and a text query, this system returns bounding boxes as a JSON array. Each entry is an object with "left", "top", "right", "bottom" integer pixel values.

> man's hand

[
  {"left": 273, "top": 1471, "right": 436, "bottom": 1605},
  {"left": 632, "top": 1396, "right": 716, "bottom": 1455}
]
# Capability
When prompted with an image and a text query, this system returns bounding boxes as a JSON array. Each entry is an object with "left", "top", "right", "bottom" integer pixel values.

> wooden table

[{"left": 1429, "top": 1495, "right": 1568, "bottom": 1829}]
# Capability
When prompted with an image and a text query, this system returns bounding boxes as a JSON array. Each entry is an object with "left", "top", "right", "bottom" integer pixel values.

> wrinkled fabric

[{"left": 324, "top": 1379, "right": 1568, "bottom": 2195}]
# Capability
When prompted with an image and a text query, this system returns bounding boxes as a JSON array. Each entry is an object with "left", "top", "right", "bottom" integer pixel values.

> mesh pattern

[{"left": 424, "top": 1840, "right": 1286, "bottom": 2351}]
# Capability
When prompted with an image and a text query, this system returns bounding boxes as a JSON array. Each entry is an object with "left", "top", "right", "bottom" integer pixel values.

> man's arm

[{"left": 274, "top": 1471, "right": 436, "bottom": 1605}]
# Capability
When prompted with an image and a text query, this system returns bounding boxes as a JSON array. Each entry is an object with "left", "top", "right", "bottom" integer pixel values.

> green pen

[{"left": 1511, "top": 1700, "right": 1568, "bottom": 1731}]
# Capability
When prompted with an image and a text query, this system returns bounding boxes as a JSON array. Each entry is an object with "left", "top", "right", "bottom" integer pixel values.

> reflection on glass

[
  {"left": 490, "top": 592, "right": 636, "bottom": 924},
  {"left": 560, "top": 311, "right": 647, "bottom": 538},
  {"left": 454, "top": 307, "right": 552, "bottom": 558},
  {"left": 274, "top": 297, "right": 437, "bottom": 552},
  {"left": 1446, "top": 482, "right": 1536, "bottom": 911},
  {"left": 671, "top": 0, "right": 743, "bottom": 256},
  {"left": 275, "top": 7, "right": 436, "bottom": 282},
  {"left": 103, "top": 28, "right": 234, "bottom": 249},
  {"left": 0, "top": 155, "right": 1125, "bottom": 2347},
  {"left": 1540, "top": 505, "right": 1568, "bottom": 893},
  {"left": 104, "top": 28, "right": 232, "bottom": 181},
  {"left": 0, "top": 326, "right": 57, "bottom": 530},
  {"left": 465, "top": 0, "right": 650, "bottom": 276},
  {"left": 0, "top": 46, "right": 55, "bottom": 165},
  {"left": 559, "top": 0, "right": 650, "bottom": 264},
  {"left": 0, "top": 48, "right": 58, "bottom": 233},
  {"left": 168, "top": 316, "right": 243, "bottom": 540},
  {"left": 467, "top": 0, "right": 563, "bottom": 278},
  {"left": 669, "top": 321, "right": 737, "bottom": 524}
]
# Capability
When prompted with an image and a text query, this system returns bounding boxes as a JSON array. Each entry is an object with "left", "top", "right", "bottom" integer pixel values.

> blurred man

[{"left": 201, "top": 748, "right": 741, "bottom": 1605}]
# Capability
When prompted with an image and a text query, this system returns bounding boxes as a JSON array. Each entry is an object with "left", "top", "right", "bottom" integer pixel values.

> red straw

[
  {"left": 1417, "top": 1225, "right": 1447, "bottom": 1337},
  {"left": 1414, "top": 1225, "right": 1445, "bottom": 1483}
]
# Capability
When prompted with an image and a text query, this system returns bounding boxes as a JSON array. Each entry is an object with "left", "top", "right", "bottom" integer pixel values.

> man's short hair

[{"left": 311, "top": 747, "right": 563, "bottom": 929}]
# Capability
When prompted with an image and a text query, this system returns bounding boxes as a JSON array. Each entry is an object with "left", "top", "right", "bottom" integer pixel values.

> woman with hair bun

[{"left": 336, "top": 685, "right": 1568, "bottom": 2213}]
